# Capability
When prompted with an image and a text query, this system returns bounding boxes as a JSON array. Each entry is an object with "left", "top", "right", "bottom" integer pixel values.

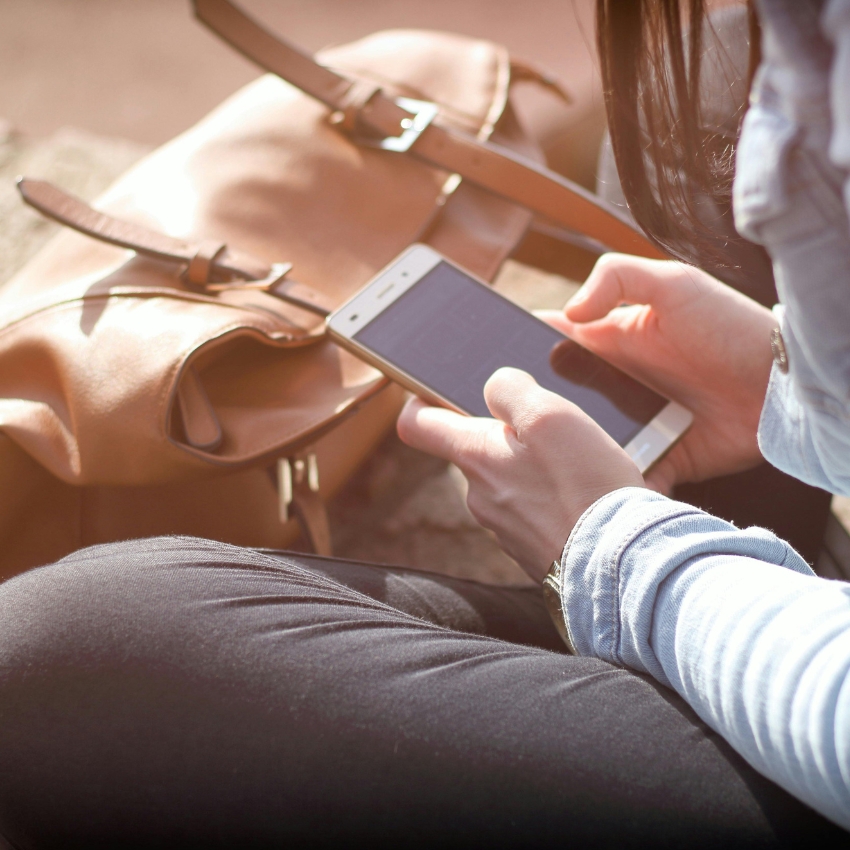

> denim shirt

[{"left": 559, "top": 0, "right": 850, "bottom": 830}]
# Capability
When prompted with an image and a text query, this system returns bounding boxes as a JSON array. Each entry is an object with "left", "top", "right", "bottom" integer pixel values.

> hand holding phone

[
  {"left": 396, "top": 368, "right": 646, "bottom": 580},
  {"left": 328, "top": 245, "right": 692, "bottom": 474},
  {"left": 558, "top": 254, "right": 777, "bottom": 494},
  {"left": 327, "top": 244, "right": 693, "bottom": 577}
]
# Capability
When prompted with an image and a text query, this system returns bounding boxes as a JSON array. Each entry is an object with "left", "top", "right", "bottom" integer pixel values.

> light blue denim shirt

[{"left": 559, "top": 0, "right": 850, "bottom": 830}]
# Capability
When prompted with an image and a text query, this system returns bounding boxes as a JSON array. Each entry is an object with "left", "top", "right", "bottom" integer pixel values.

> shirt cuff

[
  {"left": 758, "top": 357, "right": 831, "bottom": 490},
  {"left": 758, "top": 304, "right": 845, "bottom": 493},
  {"left": 558, "top": 487, "right": 814, "bottom": 686}
]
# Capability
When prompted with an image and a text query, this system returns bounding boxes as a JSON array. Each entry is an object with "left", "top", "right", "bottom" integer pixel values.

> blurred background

[{"left": 0, "top": 0, "right": 602, "bottom": 162}]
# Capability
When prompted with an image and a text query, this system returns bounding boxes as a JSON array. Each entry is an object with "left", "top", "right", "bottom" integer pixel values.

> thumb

[
  {"left": 565, "top": 254, "right": 677, "bottom": 323},
  {"left": 483, "top": 367, "right": 567, "bottom": 438},
  {"left": 396, "top": 396, "right": 482, "bottom": 463}
]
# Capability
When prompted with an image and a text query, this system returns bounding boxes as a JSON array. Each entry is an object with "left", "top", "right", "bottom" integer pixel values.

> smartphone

[{"left": 328, "top": 245, "right": 692, "bottom": 473}]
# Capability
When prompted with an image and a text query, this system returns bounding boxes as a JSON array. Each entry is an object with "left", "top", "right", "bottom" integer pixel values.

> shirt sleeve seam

[{"left": 601, "top": 499, "right": 711, "bottom": 663}]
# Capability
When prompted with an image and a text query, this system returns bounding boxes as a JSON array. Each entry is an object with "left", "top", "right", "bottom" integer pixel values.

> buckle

[
  {"left": 277, "top": 453, "right": 320, "bottom": 524},
  {"left": 358, "top": 97, "right": 439, "bottom": 153},
  {"left": 203, "top": 262, "right": 293, "bottom": 293}
]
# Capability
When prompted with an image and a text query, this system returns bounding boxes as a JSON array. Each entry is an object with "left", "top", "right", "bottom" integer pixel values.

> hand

[
  {"left": 396, "top": 367, "right": 644, "bottom": 582},
  {"left": 546, "top": 254, "right": 777, "bottom": 494}
]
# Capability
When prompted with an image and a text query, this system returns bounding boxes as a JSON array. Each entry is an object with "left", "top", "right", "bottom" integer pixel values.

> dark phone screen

[{"left": 354, "top": 261, "right": 666, "bottom": 447}]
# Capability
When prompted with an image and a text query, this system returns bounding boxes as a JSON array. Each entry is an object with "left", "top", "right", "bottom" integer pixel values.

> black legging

[{"left": 0, "top": 537, "right": 844, "bottom": 849}]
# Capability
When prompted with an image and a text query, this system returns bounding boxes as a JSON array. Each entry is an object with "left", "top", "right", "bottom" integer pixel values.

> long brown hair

[{"left": 596, "top": 0, "right": 763, "bottom": 278}]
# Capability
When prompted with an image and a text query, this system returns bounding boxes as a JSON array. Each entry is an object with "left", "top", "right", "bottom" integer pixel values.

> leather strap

[
  {"left": 276, "top": 455, "right": 333, "bottom": 555},
  {"left": 193, "top": 0, "right": 666, "bottom": 260},
  {"left": 289, "top": 483, "right": 333, "bottom": 556},
  {"left": 17, "top": 178, "right": 332, "bottom": 318},
  {"left": 18, "top": 178, "right": 268, "bottom": 280},
  {"left": 176, "top": 365, "right": 223, "bottom": 451},
  {"left": 187, "top": 239, "right": 228, "bottom": 285}
]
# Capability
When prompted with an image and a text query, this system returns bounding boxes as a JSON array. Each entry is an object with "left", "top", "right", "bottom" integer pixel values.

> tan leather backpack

[{"left": 0, "top": 0, "right": 658, "bottom": 577}]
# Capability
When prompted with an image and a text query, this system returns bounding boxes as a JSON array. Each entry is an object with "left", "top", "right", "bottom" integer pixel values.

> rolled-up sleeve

[
  {"left": 560, "top": 487, "right": 850, "bottom": 830},
  {"left": 557, "top": 0, "right": 850, "bottom": 833}
]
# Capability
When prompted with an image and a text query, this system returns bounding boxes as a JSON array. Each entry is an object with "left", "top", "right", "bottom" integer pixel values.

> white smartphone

[{"left": 328, "top": 244, "right": 692, "bottom": 473}]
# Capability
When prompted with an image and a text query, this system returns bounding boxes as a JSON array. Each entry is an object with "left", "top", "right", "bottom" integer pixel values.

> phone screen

[{"left": 353, "top": 261, "right": 667, "bottom": 447}]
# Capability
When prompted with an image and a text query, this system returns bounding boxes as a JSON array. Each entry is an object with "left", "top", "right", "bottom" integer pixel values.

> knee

[{"left": 0, "top": 536, "right": 237, "bottom": 672}]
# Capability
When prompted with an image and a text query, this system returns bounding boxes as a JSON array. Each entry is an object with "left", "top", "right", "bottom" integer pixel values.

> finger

[
  {"left": 483, "top": 367, "right": 562, "bottom": 435},
  {"left": 537, "top": 306, "right": 648, "bottom": 375},
  {"left": 535, "top": 309, "right": 572, "bottom": 336},
  {"left": 558, "top": 302, "right": 646, "bottom": 355},
  {"left": 565, "top": 254, "right": 678, "bottom": 323},
  {"left": 396, "top": 396, "right": 488, "bottom": 464},
  {"left": 644, "top": 464, "right": 675, "bottom": 496}
]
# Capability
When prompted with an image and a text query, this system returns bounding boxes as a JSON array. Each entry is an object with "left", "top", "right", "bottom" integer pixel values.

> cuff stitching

[
  {"left": 606, "top": 503, "right": 709, "bottom": 663},
  {"left": 564, "top": 489, "right": 707, "bottom": 662}
]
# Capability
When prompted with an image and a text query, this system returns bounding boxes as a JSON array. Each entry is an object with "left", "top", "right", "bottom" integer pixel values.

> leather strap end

[
  {"left": 176, "top": 366, "right": 223, "bottom": 451},
  {"left": 290, "top": 485, "right": 333, "bottom": 556},
  {"left": 18, "top": 177, "right": 281, "bottom": 283},
  {"left": 509, "top": 59, "right": 573, "bottom": 104},
  {"left": 269, "top": 276, "right": 332, "bottom": 318},
  {"left": 18, "top": 177, "right": 100, "bottom": 232}
]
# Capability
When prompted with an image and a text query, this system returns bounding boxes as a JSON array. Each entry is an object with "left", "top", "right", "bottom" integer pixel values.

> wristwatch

[{"left": 542, "top": 559, "right": 578, "bottom": 655}]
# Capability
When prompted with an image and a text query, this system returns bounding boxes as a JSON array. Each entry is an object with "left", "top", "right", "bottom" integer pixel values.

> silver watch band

[{"left": 542, "top": 559, "right": 578, "bottom": 655}]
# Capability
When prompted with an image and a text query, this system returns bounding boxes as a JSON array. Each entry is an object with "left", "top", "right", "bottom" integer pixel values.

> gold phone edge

[{"left": 326, "top": 325, "right": 472, "bottom": 416}]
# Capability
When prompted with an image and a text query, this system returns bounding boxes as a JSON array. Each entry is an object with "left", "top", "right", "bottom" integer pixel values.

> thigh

[
  {"left": 0, "top": 538, "right": 842, "bottom": 849},
  {"left": 267, "top": 549, "right": 567, "bottom": 652}
]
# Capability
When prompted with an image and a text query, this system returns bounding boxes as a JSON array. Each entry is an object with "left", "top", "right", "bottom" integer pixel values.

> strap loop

[
  {"left": 330, "top": 79, "right": 383, "bottom": 134},
  {"left": 17, "top": 180, "right": 333, "bottom": 317},
  {"left": 193, "top": 0, "right": 666, "bottom": 260},
  {"left": 187, "top": 239, "right": 227, "bottom": 285}
]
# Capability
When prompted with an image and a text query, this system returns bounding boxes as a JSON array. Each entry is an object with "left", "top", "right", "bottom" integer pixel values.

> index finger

[
  {"left": 565, "top": 254, "right": 682, "bottom": 323},
  {"left": 483, "top": 367, "right": 572, "bottom": 440},
  {"left": 396, "top": 396, "right": 490, "bottom": 464}
]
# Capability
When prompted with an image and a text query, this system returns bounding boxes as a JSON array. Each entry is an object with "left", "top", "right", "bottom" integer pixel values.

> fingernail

[{"left": 565, "top": 288, "right": 587, "bottom": 309}]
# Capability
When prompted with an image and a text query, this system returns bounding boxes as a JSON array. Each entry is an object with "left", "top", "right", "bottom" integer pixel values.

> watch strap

[{"left": 542, "top": 559, "right": 578, "bottom": 655}]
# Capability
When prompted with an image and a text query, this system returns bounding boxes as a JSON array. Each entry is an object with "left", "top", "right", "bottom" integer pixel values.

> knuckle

[
  {"left": 465, "top": 429, "right": 493, "bottom": 463},
  {"left": 520, "top": 400, "right": 571, "bottom": 441},
  {"left": 592, "top": 252, "right": 629, "bottom": 281}
]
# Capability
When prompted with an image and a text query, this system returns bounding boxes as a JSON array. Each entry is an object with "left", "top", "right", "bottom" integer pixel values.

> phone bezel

[{"left": 327, "top": 244, "right": 692, "bottom": 473}]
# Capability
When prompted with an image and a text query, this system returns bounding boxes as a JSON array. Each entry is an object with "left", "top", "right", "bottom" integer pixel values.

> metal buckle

[
  {"left": 204, "top": 262, "right": 293, "bottom": 293},
  {"left": 367, "top": 97, "right": 439, "bottom": 153},
  {"left": 277, "top": 453, "right": 320, "bottom": 524}
]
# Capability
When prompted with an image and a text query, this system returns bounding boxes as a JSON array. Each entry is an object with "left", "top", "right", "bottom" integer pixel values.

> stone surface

[{"left": 0, "top": 125, "right": 150, "bottom": 286}]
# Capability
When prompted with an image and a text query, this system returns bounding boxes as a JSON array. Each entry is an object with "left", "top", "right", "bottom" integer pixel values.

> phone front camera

[{"left": 350, "top": 314, "right": 359, "bottom": 321}]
